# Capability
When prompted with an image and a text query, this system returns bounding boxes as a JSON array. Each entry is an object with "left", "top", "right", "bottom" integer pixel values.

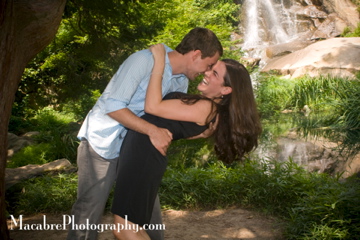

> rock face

[
  {"left": 261, "top": 37, "right": 360, "bottom": 79},
  {"left": 7, "top": 132, "right": 38, "bottom": 158},
  {"left": 322, "top": 0, "right": 360, "bottom": 28},
  {"left": 239, "top": 0, "right": 360, "bottom": 77},
  {"left": 286, "top": 0, "right": 359, "bottom": 39},
  {"left": 275, "top": 133, "right": 360, "bottom": 178}
]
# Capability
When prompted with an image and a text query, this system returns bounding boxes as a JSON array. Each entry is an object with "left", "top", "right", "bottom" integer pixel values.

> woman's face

[{"left": 197, "top": 60, "right": 228, "bottom": 99}]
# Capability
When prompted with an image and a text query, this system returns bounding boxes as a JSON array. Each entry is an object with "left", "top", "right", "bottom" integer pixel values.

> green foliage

[
  {"left": 341, "top": 23, "right": 360, "bottom": 37},
  {"left": 8, "top": 115, "right": 33, "bottom": 136},
  {"left": 333, "top": 78, "right": 360, "bottom": 130},
  {"left": 159, "top": 159, "right": 308, "bottom": 212},
  {"left": 150, "top": 0, "right": 240, "bottom": 59},
  {"left": 286, "top": 174, "right": 360, "bottom": 239},
  {"left": 6, "top": 173, "right": 78, "bottom": 214},
  {"left": 29, "top": 108, "right": 79, "bottom": 163},
  {"left": 256, "top": 74, "right": 360, "bottom": 157},
  {"left": 167, "top": 138, "right": 217, "bottom": 168},
  {"left": 8, "top": 107, "right": 80, "bottom": 167},
  {"left": 62, "top": 89, "right": 101, "bottom": 121},
  {"left": 159, "top": 159, "right": 360, "bottom": 239},
  {"left": 6, "top": 158, "right": 360, "bottom": 239},
  {"left": 14, "top": 0, "right": 240, "bottom": 118},
  {"left": 255, "top": 74, "right": 296, "bottom": 116},
  {"left": 14, "top": 0, "right": 171, "bottom": 118},
  {"left": 256, "top": 75, "right": 360, "bottom": 128},
  {"left": 291, "top": 76, "right": 348, "bottom": 112},
  {"left": 7, "top": 143, "right": 52, "bottom": 168}
]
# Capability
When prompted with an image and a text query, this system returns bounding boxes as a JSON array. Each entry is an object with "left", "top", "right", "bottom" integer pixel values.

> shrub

[
  {"left": 6, "top": 173, "right": 78, "bottom": 215},
  {"left": 7, "top": 143, "right": 52, "bottom": 168},
  {"left": 255, "top": 75, "right": 296, "bottom": 116}
]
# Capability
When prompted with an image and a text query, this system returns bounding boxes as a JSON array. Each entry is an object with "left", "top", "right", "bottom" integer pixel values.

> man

[{"left": 67, "top": 27, "right": 223, "bottom": 240}]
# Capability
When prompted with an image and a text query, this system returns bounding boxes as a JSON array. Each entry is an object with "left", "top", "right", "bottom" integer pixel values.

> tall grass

[
  {"left": 290, "top": 76, "right": 342, "bottom": 112},
  {"left": 256, "top": 75, "right": 360, "bottom": 152},
  {"left": 6, "top": 173, "right": 78, "bottom": 215},
  {"left": 256, "top": 74, "right": 359, "bottom": 116},
  {"left": 255, "top": 74, "right": 296, "bottom": 117},
  {"left": 6, "top": 158, "right": 360, "bottom": 239},
  {"left": 8, "top": 107, "right": 80, "bottom": 167},
  {"left": 159, "top": 160, "right": 360, "bottom": 239},
  {"left": 334, "top": 78, "right": 360, "bottom": 130}
]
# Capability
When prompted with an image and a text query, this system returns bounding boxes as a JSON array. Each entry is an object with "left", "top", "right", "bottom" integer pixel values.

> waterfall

[
  {"left": 242, "top": 0, "right": 261, "bottom": 52},
  {"left": 241, "top": 0, "right": 298, "bottom": 58}
]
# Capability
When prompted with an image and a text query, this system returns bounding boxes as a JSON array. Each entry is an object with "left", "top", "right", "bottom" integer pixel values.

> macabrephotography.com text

[{"left": 8, "top": 215, "right": 165, "bottom": 233}]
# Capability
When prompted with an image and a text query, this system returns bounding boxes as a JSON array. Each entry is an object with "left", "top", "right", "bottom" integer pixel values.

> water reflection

[{"left": 254, "top": 112, "right": 360, "bottom": 177}]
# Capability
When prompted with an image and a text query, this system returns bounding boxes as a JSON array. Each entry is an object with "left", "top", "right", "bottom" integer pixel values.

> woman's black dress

[{"left": 111, "top": 92, "right": 209, "bottom": 226}]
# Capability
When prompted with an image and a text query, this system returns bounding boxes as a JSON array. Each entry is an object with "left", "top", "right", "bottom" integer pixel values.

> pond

[{"left": 254, "top": 112, "right": 360, "bottom": 178}]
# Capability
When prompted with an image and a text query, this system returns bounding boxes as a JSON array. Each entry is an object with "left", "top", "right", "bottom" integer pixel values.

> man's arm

[
  {"left": 108, "top": 108, "right": 172, "bottom": 156},
  {"left": 105, "top": 50, "right": 172, "bottom": 156}
]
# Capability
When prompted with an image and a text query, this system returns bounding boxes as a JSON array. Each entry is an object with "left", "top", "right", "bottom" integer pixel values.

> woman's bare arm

[{"left": 145, "top": 44, "right": 212, "bottom": 126}]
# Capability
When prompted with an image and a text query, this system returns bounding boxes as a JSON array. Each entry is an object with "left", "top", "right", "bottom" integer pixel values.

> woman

[{"left": 111, "top": 44, "right": 262, "bottom": 240}]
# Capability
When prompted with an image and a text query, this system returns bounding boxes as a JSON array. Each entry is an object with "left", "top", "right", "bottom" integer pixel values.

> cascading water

[
  {"left": 241, "top": 0, "right": 298, "bottom": 58},
  {"left": 241, "top": 0, "right": 359, "bottom": 176}
]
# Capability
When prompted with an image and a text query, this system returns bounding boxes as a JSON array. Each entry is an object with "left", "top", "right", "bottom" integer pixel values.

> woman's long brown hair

[
  {"left": 213, "top": 59, "right": 262, "bottom": 163},
  {"left": 177, "top": 59, "right": 262, "bottom": 164}
]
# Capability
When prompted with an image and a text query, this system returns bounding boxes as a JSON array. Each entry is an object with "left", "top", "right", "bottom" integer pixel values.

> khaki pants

[{"left": 67, "top": 139, "right": 163, "bottom": 240}]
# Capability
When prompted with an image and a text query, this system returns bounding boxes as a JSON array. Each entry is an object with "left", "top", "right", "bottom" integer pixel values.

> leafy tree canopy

[{"left": 13, "top": 0, "right": 240, "bottom": 120}]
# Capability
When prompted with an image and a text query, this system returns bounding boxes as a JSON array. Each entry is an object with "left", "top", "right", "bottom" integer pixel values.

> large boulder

[
  {"left": 261, "top": 37, "right": 360, "bottom": 79},
  {"left": 265, "top": 39, "right": 314, "bottom": 59},
  {"left": 7, "top": 132, "right": 39, "bottom": 158},
  {"left": 321, "top": 0, "right": 360, "bottom": 28}
]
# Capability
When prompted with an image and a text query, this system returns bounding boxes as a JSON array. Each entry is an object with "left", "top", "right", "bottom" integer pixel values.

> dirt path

[{"left": 7, "top": 208, "right": 284, "bottom": 240}]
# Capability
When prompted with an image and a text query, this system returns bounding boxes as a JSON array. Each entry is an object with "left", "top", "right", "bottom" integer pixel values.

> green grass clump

[
  {"left": 6, "top": 173, "right": 78, "bottom": 215},
  {"left": 6, "top": 158, "right": 360, "bottom": 239},
  {"left": 8, "top": 107, "right": 80, "bottom": 167},
  {"left": 341, "top": 23, "right": 360, "bottom": 37},
  {"left": 287, "top": 173, "right": 360, "bottom": 239},
  {"left": 159, "top": 159, "right": 360, "bottom": 239},
  {"left": 291, "top": 76, "right": 342, "bottom": 112},
  {"left": 7, "top": 143, "right": 52, "bottom": 168},
  {"left": 255, "top": 75, "right": 296, "bottom": 116},
  {"left": 159, "top": 159, "right": 309, "bottom": 213},
  {"left": 255, "top": 75, "right": 359, "bottom": 116}
]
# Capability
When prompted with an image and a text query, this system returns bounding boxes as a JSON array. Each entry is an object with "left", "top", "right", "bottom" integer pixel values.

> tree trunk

[{"left": 0, "top": 0, "right": 66, "bottom": 239}]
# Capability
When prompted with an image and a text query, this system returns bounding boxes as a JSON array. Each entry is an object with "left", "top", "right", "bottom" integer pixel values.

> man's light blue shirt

[{"left": 78, "top": 45, "right": 188, "bottom": 159}]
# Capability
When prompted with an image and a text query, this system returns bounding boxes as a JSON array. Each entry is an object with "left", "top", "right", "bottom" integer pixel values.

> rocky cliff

[{"left": 239, "top": 0, "right": 360, "bottom": 79}]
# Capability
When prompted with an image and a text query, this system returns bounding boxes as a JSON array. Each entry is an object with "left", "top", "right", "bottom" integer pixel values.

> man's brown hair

[{"left": 175, "top": 27, "right": 223, "bottom": 58}]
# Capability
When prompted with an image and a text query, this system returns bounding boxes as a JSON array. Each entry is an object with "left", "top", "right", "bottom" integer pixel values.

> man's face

[{"left": 187, "top": 51, "right": 220, "bottom": 80}]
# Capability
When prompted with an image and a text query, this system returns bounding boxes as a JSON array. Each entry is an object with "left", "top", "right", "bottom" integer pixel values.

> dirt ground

[{"left": 7, "top": 207, "right": 284, "bottom": 240}]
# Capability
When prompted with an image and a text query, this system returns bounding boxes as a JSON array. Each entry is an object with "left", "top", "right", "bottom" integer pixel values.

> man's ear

[
  {"left": 192, "top": 50, "right": 202, "bottom": 61},
  {"left": 221, "top": 86, "right": 232, "bottom": 96}
]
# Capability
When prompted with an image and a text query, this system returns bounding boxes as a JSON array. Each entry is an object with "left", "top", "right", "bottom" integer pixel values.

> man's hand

[
  {"left": 108, "top": 108, "right": 172, "bottom": 156},
  {"left": 148, "top": 126, "right": 173, "bottom": 156}
]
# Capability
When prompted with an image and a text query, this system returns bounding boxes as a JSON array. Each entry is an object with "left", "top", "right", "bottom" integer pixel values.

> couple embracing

[{"left": 67, "top": 27, "right": 261, "bottom": 240}]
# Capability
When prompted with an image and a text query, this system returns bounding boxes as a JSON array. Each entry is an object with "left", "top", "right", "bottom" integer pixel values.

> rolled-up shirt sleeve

[{"left": 104, "top": 50, "right": 153, "bottom": 114}]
